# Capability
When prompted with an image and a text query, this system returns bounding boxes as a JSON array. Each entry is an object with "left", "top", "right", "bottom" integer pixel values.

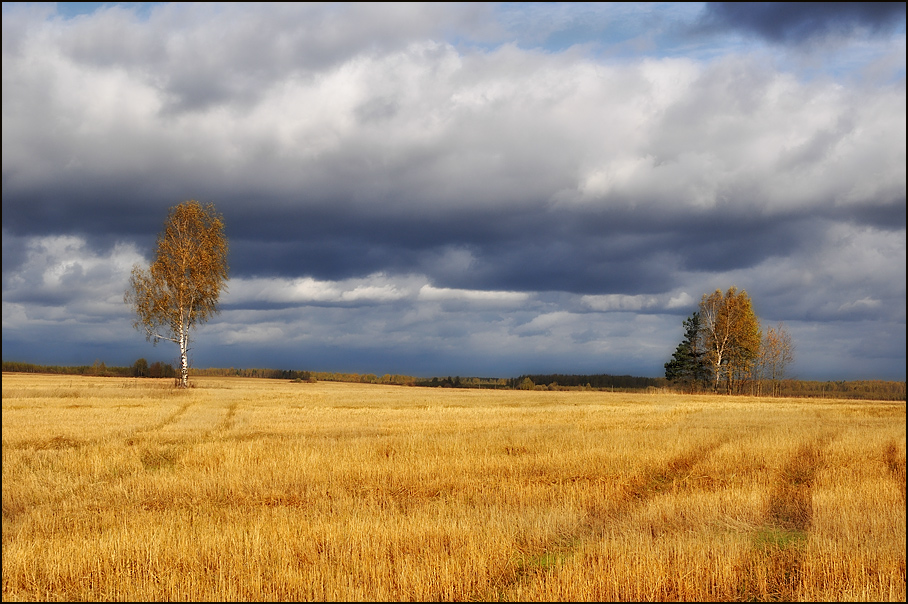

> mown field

[{"left": 2, "top": 372, "right": 905, "bottom": 601}]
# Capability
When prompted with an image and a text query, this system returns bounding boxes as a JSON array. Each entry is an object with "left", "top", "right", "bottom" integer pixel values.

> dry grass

[{"left": 2, "top": 373, "right": 905, "bottom": 601}]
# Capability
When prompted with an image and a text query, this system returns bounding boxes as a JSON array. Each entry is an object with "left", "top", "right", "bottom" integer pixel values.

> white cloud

[
  {"left": 667, "top": 292, "right": 695, "bottom": 309},
  {"left": 581, "top": 293, "right": 661, "bottom": 312},
  {"left": 227, "top": 273, "right": 419, "bottom": 305},
  {"left": 838, "top": 297, "right": 882, "bottom": 312},
  {"left": 581, "top": 292, "right": 701, "bottom": 313},
  {"left": 4, "top": 8, "right": 903, "bottom": 221},
  {"left": 418, "top": 284, "right": 529, "bottom": 304},
  {"left": 3, "top": 235, "right": 142, "bottom": 300}
]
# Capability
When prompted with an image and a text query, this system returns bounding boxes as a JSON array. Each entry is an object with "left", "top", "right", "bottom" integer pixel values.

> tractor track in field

[
  {"left": 214, "top": 400, "right": 239, "bottom": 433},
  {"left": 125, "top": 399, "right": 195, "bottom": 443},
  {"left": 738, "top": 434, "right": 836, "bottom": 601},
  {"left": 126, "top": 396, "right": 241, "bottom": 442},
  {"left": 486, "top": 429, "right": 848, "bottom": 602},
  {"left": 486, "top": 436, "right": 729, "bottom": 600},
  {"left": 883, "top": 440, "right": 906, "bottom": 501}
]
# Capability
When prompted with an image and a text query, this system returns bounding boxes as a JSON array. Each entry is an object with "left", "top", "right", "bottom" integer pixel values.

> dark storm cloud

[
  {"left": 698, "top": 2, "right": 907, "bottom": 44},
  {"left": 223, "top": 198, "right": 863, "bottom": 305}
]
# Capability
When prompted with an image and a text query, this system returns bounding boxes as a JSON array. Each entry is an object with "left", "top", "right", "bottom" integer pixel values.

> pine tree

[{"left": 664, "top": 312, "right": 709, "bottom": 392}]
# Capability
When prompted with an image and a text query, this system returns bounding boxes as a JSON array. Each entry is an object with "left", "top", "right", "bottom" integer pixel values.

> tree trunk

[{"left": 179, "top": 326, "right": 189, "bottom": 388}]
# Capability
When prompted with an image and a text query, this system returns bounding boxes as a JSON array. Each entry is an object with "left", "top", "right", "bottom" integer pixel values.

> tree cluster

[{"left": 664, "top": 287, "right": 795, "bottom": 395}]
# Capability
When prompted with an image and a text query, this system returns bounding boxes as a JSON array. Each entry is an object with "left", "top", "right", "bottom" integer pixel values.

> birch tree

[
  {"left": 698, "top": 287, "right": 761, "bottom": 394},
  {"left": 125, "top": 201, "right": 228, "bottom": 388},
  {"left": 760, "top": 322, "right": 795, "bottom": 397}
]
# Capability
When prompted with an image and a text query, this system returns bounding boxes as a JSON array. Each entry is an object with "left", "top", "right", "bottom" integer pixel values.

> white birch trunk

[
  {"left": 179, "top": 329, "right": 189, "bottom": 388},
  {"left": 178, "top": 305, "right": 190, "bottom": 388}
]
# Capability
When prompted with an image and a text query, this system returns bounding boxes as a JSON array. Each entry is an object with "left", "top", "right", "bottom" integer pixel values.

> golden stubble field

[{"left": 1, "top": 372, "right": 905, "bottom": 601}]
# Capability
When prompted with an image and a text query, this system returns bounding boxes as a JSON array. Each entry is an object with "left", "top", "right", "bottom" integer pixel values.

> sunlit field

[{"left": 2, "top": 373, "right": 905, "bottom": 601}]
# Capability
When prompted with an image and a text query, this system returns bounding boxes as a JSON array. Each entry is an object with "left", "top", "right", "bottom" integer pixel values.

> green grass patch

[{"left": 753, "top": 526, "right": 807, "bottom": 551}]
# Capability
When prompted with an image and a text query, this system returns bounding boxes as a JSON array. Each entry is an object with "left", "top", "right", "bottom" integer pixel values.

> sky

[{"left": 2, "top": 2, "right": 906, "bottom": 381}]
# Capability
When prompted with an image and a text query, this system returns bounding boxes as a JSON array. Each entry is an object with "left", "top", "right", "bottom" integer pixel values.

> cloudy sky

[{"left": 3, "top": 2, "right": 905, "bottom": 381}]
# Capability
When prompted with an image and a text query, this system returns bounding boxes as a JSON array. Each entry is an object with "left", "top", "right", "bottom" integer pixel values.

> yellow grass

[{"left": 2, "top": 372, "right": 905, "bottom": 601}]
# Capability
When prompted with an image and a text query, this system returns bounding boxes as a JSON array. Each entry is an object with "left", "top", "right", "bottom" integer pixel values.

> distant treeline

[
  {"left": 412, "top": 376, "right": 512, "bottom": 389},
  {"left": 193, "top": 367, "right": 421, "bottom": 385},
  {"left": 512, "top": 375, "right": 904, "bottom": 401},
  {"left": 775, "top": 379, "right": 906, "bottom": 401},
  {"left": 2, "top": 361, "right": 904, "bottom": 401},
  {"left": 193, "top": 367, "right": 320, "bottom": 380},
  {"left": 514, "top": 374, "right": 666, "bottom": 391},
  {"left": 0, "top": 362, "right": 407, "bottom": 384},
  {"left": 1, "top": 360, "right": 176, "bottom": 378}
]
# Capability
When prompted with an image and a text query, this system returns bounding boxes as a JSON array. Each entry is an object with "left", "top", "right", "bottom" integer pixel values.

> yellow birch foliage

[
  {"left": 125, "top": 201, "right": 228, "bottom": 387},
  {"left": 699, "top": 287, "right": 761, "bottom": 394}
]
